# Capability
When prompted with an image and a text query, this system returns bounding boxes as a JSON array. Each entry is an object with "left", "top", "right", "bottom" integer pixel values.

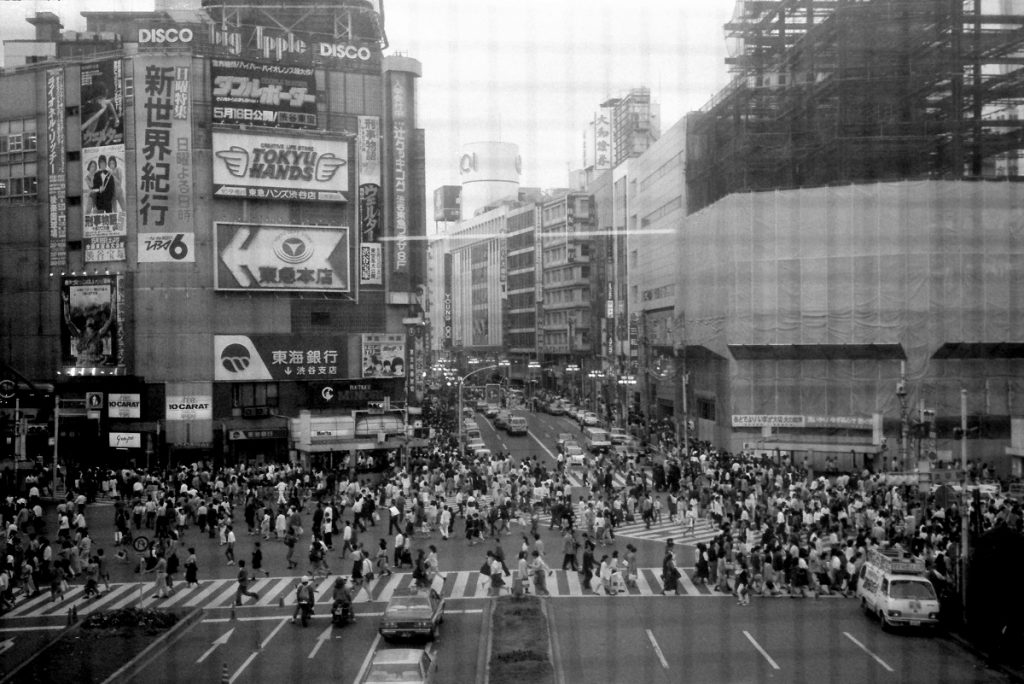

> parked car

[
  {"left": 564, "top": 441, "right": 586, "bottom": 467},
  {"left": 379, "top": 590, "right": 446, "bottom": 641},
  {"left": 360, "top": 648, "right": 437, "bottom": 684}
]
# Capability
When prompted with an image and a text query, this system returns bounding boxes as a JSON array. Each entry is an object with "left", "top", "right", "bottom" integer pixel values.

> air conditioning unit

[{"left": 242, "top": 407, "right": 256, "bottom": 417}]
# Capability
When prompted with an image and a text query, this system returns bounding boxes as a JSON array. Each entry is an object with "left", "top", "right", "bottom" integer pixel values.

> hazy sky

[{"left": 1, "top": 0, "right": 737, "bottom": 192}]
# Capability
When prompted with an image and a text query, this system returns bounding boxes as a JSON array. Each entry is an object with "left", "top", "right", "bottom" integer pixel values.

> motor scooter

[
  {"left": 331, "top": 598, "right": 354, "bottom": 626},
  {"left": 298, "top": 598, "right": 314, "bottom": 627}
]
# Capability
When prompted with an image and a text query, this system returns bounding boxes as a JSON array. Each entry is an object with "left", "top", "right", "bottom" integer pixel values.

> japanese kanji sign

[{"left": 214, "top": 334, "right": 349, "bottom": 382}]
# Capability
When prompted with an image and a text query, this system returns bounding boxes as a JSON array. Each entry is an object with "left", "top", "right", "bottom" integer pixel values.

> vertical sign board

[
  {"left": 80, "top": 59, "right": 126, "bottom": 262},
  {"left": 594, "top": 106, "right": 612, "bottom": 170},
  {"left": 60, "top": 274, "right": 127, "bottom": 375},
  {"left": 443, "top": 253, "right": 453, "bottom": 349},
  {"left": 386, "top": 72, "right": 414, "bottom": 293},
  {"left": 47, "top": 68, "right": 67, "bottom": 272},
  {"left": 135, "top": 56, "right": 196, "bottom": 263},
  {"left": 358, "top": 115, "right": 383, "bottom": 285}
]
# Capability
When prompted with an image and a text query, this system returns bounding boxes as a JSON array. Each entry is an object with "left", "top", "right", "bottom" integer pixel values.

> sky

[{"left": 0, "top": 0, "right": 737, "bottom": 194}]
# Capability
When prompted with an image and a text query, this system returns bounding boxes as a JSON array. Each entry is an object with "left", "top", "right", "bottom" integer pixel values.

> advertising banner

[
  {"left": 309, "top": 378, "right": 400, "bottom": 408},
  {"left": 61, "top": 274, "right": 127, "bottom": 374},
  {"left": 214, "top": 334, "right": 347, "bottom": 382},
  {"left": 360, "top": 243, "right": 383, "bottom": 285},
  {"left": 443, "top": 253, "right": 452, "bottom": 348},
  {"left": 80, "top": 59, "right": 123, "bottom": 149},
  {"left": 165, "top": 394, "right": 212, "bottom": 421},
  {"left": 214, "top": 222, "right": 350, "bottom": 292},
  {"left": 109, "top": 432, "right": 142, "bottom": 449},
  {"left": 211, "top": 59, "right": 317, "bottom": 129},
  {"left": 731, "top": 415, "right": 806, "bottom": 428},
  {"left": 138, "top": 232, "right": 195, "bottom": 263},
  {"left": 212, "top": 131, "right": 349, "bottom": 202},
  {"left": 47, "top": 68, "right": 67, "bottom": 272},
  {"left": 357, "top": 115, "right": 382, "bottom": 247},
  {"left": 594, "top": 106, "right": 612, "bottom": 170},
  {"left": 82, "top": 144, "right": 126, "bottom": 262},
  {"left": 134, "top": 56, "right": 194, "bottom": 239},
  {"left": 108, "top": 393, "right": 141, "bottom": 418},
  {"left": 361, "top": 334, "right": 406, "bottom": 378},
  {"left": 386, "top": 73, "right": 413, "bottom": 292}
]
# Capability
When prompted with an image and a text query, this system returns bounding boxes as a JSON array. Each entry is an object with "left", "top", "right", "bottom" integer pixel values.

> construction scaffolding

[{"left": 687, "top": 0, "right": 1024, "bottom": 213}]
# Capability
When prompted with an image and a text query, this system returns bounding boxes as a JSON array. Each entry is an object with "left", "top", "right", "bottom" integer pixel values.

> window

[
  {"left": 311, "top": 311, "right": 331, "bottom": 326},
  {"left": 232, "top": 383, "right": 279, "bottom": 409}
]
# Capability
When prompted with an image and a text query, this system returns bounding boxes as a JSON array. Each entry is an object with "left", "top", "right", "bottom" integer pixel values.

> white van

[
  {"left": 582, "top": 427, "right": 611, "bottom": 453},
  {"left": 857, "top": 548, "right": 940, "bottom": 631},
  {"left": 507, "top": 416, "right": 528, "bottom": 436}
]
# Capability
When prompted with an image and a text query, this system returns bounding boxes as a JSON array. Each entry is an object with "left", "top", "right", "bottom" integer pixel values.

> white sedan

[{"left": 564, "top": 442, "right": 586, "bottom": 467}]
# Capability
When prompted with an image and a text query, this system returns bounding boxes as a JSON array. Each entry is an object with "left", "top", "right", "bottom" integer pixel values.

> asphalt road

[{"left": 550, "top": 596, "right": 1013, "bottom": 684}]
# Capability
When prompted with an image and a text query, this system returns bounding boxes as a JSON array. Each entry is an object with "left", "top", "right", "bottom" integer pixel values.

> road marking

[
  {"left": 743, "top": 630, "right": 780, "bottom": 670},
  {"left": 353, "top": 633, "right": 382, "bottom": 684},
  {"left": 0, "top": 625, "right": 65, "bottom": 633},
  {"left": 184, "top": 579, "right": 230, "bottom": 607},
  {"left": 78, "top": 583, "right": 137, "bottom": 615},
  {"left": 645, "top": 629, "right": 669, "bottom": 670},
  {"left": 256, "top": 578, "right": 294, "bottom": 606},
  {"left": 843, "top": 632, "right": 895, "bottom": 672},
  {"left": 196, "top": 627, "right": 233, "bottom": 663},
  {"left": 0, "top": 638, "right": 14, "bottom": 655},
  {"left": 528, "top": 430, "right": 557, "bottom": 459},
  {"left": 229, "top": 618, "right": 287, "bottom": 684},
  {"left": 308, "top": 624, "right": 332, "bottom": 659}
]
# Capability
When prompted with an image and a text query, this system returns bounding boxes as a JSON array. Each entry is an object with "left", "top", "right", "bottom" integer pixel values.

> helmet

[{"left": 301, "top": 576, "right": 311, "bottom": 584}]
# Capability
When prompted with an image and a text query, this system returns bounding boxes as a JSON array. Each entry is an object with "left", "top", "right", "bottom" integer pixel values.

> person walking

[
  {"left": 375, "top": 538, "right": 393, "bottom": 578},
  {"left": 530, "top": 549, "right": 551, "bottom": 596},
  {"left": 225, "top": 525, "right": 236, "bottom": 565},
  {"left": 561, "top": 529, "right": 579, "bottom": 571},
  {"left": 662, "top": 539, "right": 681, "bottom": 595},
  {"left": 184, "top": 547, "right": 199, "bottom": 587},
  {"left": 251, "top": 541, "right": 270, "bottom": 577},
  {"left": 234, "top": 560, "right": 259, "bottom": 606}
]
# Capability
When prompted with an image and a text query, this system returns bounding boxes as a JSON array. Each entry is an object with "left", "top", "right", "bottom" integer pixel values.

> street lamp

[{"left": 458, "top": 364, "right": 499, "bottom": 454}]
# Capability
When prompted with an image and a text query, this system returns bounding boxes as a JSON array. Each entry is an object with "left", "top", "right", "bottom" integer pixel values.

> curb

[
  {"left": 101, "top": 606, "right": 205, "bottom": 684},
  {"left": 541, "top": 597, "right": 565, "bottom": 684},
  {"left": 943, "top": 630, "right": 1024, "bottom": 683},
  {"left": 474, "top": 598, "right": 494, "bottom": 684}
]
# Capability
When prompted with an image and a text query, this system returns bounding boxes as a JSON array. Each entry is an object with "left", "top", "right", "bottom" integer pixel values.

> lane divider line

[
  {"left": 646, "top": 628, "right": 670, "bottom": 670},
  {"left": 743, "top": 630, "right": 780, "bottom": 670},
  {"left": 843, "top": 631, "right": 895, "bottom": 673},
  {"left": 352, "top": 633, "right": 381, "bottom": 684},
  {"left": 229, "top": 617, "right": 288, "bottom": 684}
]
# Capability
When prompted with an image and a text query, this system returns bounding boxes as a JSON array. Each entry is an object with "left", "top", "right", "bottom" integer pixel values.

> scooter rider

[
  {"left": 290, "top": 575, "right": 315, "bottom": 624},
  {"left": 331, "top": 576, "right": 354, "bottom": 623}
]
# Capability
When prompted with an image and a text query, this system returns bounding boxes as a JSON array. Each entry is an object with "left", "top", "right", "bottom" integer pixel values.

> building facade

[{"left": 0, "top": 1, "right": 428, "bottom": 469}]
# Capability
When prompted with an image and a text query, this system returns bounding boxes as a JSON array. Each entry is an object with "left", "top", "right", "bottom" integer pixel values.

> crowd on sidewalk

[{"left": 2, "top": 395, "right": 1023, "bottom": 612}]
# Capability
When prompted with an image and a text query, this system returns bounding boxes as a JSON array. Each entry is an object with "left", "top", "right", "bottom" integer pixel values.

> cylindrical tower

[{"left": 458, "top": 142, "right": 521, "bottom": 220}]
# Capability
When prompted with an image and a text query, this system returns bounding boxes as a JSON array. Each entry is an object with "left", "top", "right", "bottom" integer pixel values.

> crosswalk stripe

[
  {"left": 185, "top": 579, "right": 230, "bottom": 607},
  {"left": 33, "top": 586, "right": 86, "bottom": 617},
  {"left": 641, "top": 568, "right": 662, "bottom": 594},
  {"left": 470, "top": 572, "right": 490, "bottom": 598},
  {"left": 565, "top": 571, "right": 582, "bottom": 595},
  {"left": 449, "top": 570, "right": 470, "bottom": 598},
  {"left": 109, "top": 585, "right": 150, "bottom": 611},
  {"left": 209, "top": 581, "right": 242, "bottom": 608},
  {"left": 256, "top": 578, "right": 295, "bottom": 606},
  {"left": 314, "top": 577, "right": 334, "bottom": 602},
  {"left": 374, "top": 573, "right": 404, "bottom": 603},
  {"left": 78, "top": 583, "right": 137, "bottom": 615},
  {"left": 678, "top": 568, "right": 701, "bottom": 595},
  {"left": 634, "top": 570, "right": 653, "bottom": 595},
  {"left": 159, "top": 583, "right": 198, "bottom": 608}
]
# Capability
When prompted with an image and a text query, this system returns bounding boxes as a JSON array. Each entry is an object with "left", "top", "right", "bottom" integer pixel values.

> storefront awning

[
  {"left": 728, "top": 343, "right": 905, "bottom": 361},
  {"left": 354, "top": 413, "right": 405, "bottom": 436}
]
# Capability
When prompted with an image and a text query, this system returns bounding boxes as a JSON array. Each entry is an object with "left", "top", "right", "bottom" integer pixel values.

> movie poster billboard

[
  {"left": 61, "top": 274, "right": 127, "bottom": 374},
  {"left": 80, "top": 59, "right": 123, "bottom": 148},
  {"left": 361, "top": 334, "right": 406, "bottom": 378},
  {"left": 212, "top": 131, "right": 349, "bottom": 202},
  {"left": 134, "top": 56, "right": 194, "bottom": 242},
  {"left": 47, "top": 68, "right": 67, "bottom": 272},
  {"left": 214, "top": 334, "right": 347, "bottom": 381},
  {"left": 214, "top": 222, "right": 350, "bottom": 292},
  {"left": 82, "top": 144, "right": 127, "bottom": 262},
  {"left": 211, "top": 59, "right": 317, "bottom": 129}
]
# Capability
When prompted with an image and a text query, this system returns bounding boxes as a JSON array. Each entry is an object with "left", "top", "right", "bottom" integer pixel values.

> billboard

[
  {"left": 385, "top": 72, "right": 414, "bottom": 292},
  {"left": 443, "top": 253, "right": 452, "bottom": 348},
  {"left": 108, "top": 393, "right": 141, "bottom": 418},
  {"left": 165, "top": 394, "right": 212, "bottom": 421},
  {"left": 134, "top": 56, "right": 194, "bottom": 240},
  {"left": 361, "top": 334, "right": 406, "bottom": 378},
  {"left": 357, "top": 115, "right": 382, "bottom": 239},
  {"left": 214, "top": 334, "right": 347, "bottom": 382},
  {"left": 212, "top": 131, "right": 349, "bottom": 202},
  {"left": 211, "top": 59, "right": 317, "bottom": 129},
  {"left": 46, "top": 68, "right": 67, "bottom": 272},
  {"left": 80, "top": 59, "right": 123, "bottom": 148},
  {"left": 433, "top": 185, "right": 461, "bottom": 222},
  {"left": 138, "top": 232, "right": 195, "bottom": 263},
  {"left": 61, "top": 274, "right": 127, "bottom": 374},
  {"left": 214, "top": 222, "right": 350, "bottom": 292},
  {"left": 360, "top": 243, "right": 383, "bottom": 285}
]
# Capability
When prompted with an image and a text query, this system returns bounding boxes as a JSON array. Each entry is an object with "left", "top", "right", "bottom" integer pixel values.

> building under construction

[{"left": 687, "top": 0, "right": 1024, "bottom": 213}]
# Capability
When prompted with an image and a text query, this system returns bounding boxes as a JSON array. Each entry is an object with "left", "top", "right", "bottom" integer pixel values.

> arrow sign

[
  {"left": 217, "top": 223, "right": 349, "bottom": 291},
  {"left": 307, "top": 624, "right": 333, "bottom": 660},
  {"left": 196, "top": 627, "right": 234, "bottom": 664},
  {"left": 0, "top": 638, "right": 14, "bottom": 655}
]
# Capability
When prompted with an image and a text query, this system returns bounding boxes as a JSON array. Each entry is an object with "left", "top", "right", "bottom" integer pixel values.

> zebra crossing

[
  {"left": 536, "top": 513, "right": 763, "bottom": 549},
  {"left": 3, "top": 567, "right": 740, "bottom": 619}
]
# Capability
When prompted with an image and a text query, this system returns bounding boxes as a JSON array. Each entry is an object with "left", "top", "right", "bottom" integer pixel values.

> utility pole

[
  {"left": 897, "top": 361, "right": 908, "bottom": 472},
  {"left": 960, "top": 388, "right": 969, "bottom": 619}
]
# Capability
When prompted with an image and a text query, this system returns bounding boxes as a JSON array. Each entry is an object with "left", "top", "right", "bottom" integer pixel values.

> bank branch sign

[{"left": 212, "top": 131, "right": 349, "bottom": 202}]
